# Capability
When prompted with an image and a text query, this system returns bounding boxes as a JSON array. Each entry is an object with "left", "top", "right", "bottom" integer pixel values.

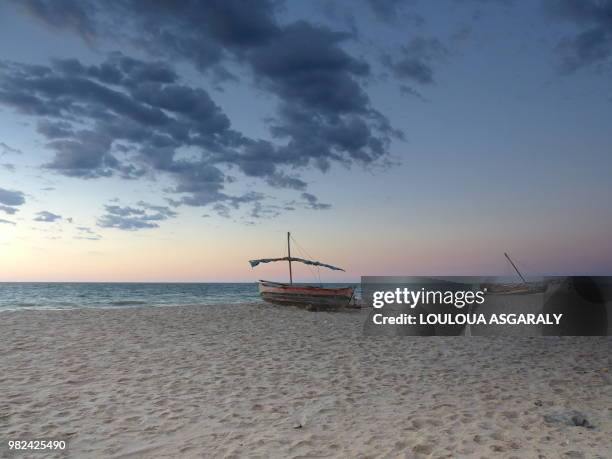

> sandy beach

[{"left": 1, "top": 303, "right": 610, "bottom": 458}]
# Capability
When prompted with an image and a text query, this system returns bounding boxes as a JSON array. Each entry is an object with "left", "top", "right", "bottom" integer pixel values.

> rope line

[{"left": 290, "top": 235, "right": 323, "bottom": 285}]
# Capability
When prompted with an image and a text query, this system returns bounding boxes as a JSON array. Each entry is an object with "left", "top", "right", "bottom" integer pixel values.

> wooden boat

[
  {"left": 481, "top": 282, "right": 548, "bottom": 295},
  {"left": 249, "top": 233, "right": 355, "bottom": 310},
  {"left": 258, "top": 281, "right": 355, "bottom": 308}
]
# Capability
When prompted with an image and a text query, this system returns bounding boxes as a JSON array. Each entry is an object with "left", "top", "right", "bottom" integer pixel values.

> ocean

[
  {"left": 0, "top": 283, "right": 260, "bottom": 311},
  {"left": 0, "top": 282, "right": 360, "bottom": 311}
]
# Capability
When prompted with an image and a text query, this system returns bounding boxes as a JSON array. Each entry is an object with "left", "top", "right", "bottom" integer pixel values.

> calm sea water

[
  {"left": 0, "top": 283, "right": 260, "bottom": 311},
  {"left": 0, "top": 282, "right": 359, "bottom": 312}
]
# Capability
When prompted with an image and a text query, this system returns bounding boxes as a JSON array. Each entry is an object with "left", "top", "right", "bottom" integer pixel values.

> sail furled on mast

[{"left": 249, "top": 257, "right": 345, "bottom": 272}]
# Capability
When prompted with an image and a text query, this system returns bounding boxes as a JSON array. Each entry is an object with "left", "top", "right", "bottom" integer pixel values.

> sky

[{"left": 0, "top": 0, "right": 611, "bottom": 282}]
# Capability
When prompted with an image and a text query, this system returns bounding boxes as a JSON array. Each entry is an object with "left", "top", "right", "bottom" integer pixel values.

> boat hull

[
  {"left": 258, "top": 281, "right": 354, "bottom": 309},
  {"left": 480, "top": 281, "right": 549, "bottom": 295}
]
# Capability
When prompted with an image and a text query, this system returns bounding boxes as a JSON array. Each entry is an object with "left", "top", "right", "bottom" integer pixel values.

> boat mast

[
  {"left": 504, "top": 252, "right": 526, "bottom": 283},
  {"left": 287, "top": 232, "right": 293, "bottom": 285}
]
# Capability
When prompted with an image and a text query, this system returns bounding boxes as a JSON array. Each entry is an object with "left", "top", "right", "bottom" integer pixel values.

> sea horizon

[{"left": 0, "top": 281, "right": 362, "bottom": 312}]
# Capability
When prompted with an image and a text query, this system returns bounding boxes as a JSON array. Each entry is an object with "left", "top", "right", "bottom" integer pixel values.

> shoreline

[{"left": 2, "top": 304, "right": 610, "bottom": 458}]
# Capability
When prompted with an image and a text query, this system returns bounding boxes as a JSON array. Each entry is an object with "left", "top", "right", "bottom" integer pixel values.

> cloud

[
  {"left": 17, "top": 0, "right": 97, "bottom": 42},
  {"left": 0, "top": 55, "right": 232, "bottom": 181},
  {"left": 0, "top": 205, "right": 18, "bottom": 215},
  {"left": 0, "top": 188, "right": 25, "bottom": 219},
  {"left": 365, "top": 0, "right": 424, "bottom": 26},
  {"left": 265, "top": 172, "right": 308, "bottom": 190},
  {"left": 34, "top": 210, "right": 62, "bottom": 222},
  {"left": 75, "top": 226, "right": 101, "bottom": 240},
  {"left": 301, "top": 192, "right": 332, "bottom": 210},
  {"left": 281, "top": 193, "right": 332, "bottom": 212},
  {"left": 249, "top": 201, "right": 292, "bottom": 220},
  {"left": 0, "top": 141, "right": 22, "bottom": 155},
  {"left": 4, "top": 0, "right": 400, "bottom": 218},
  {"left": 545, "top": 0, "right": 612, "bottom": 73},
  {"left": 213, "top": 203, "right": 231, "bottom": 218},
  {"left": 0, "top": 187, "right": 25, "bottom": 206},
  {"left": 399, "top": 85, "right": 428, "bottom": 102},
  {"left": 44, "top": 131, "right": 116, "bottom": 178},
  {"left": 366, "top": 0, "right": 402, "bottom": 22},
  {"left": 382, "top": 37, "right": 449, "bottom": 84},
  {"left": 97, "top": 201, "right": 177, "bottom": 230},
  {"left": 2, "top": 163, "right": 15, "bottom": 172},
  {"left": 36, "top": 119, "right": 75, "bottom": 138},
  {"left": 52, "top": 54, "right": 178, "bottom": 87},
  {"left": 0, "top": 218, "right": 16, "bottom": 225}
]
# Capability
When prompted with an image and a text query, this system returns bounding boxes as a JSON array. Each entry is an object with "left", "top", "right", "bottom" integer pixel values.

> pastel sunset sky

[{"left": 0, "top": 0, "right": 610, "bottom": 282}]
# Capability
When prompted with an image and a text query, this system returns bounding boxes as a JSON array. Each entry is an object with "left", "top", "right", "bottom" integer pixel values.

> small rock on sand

[{"left": 544, "top": 410, "right": 595, "bottom": 429}]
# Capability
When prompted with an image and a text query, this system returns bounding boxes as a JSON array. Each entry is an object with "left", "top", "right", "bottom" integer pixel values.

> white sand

[{"left": 1, "top": 303, "right": 610, "bottom": 458}]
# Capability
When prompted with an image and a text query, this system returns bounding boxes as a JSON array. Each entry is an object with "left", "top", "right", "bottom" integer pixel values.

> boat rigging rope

[{"left": 290, "top": 235, "right": 323, "bottom": 286}]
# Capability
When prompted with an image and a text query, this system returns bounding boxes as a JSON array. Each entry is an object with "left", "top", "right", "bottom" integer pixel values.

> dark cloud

[
  {"left": 383, "top": 37, "right": 448, "bottom": 84},
  {"left": 136, "top": 201, "right": 178, "bottom": 221},
  {"left": 365, "top": 0, "right": 424, "bottom": 26},
  {"left": 17, "top": 0, "right": 280, "bottom": 76},
  {"left": 0, "top": 141, "right": 22, "bottom": 155},
  {"left": 281, "top": 192, "right": 331, "bottom": 212},
  {"left": 249, "top": 21, "right": 370, "bottom": 113},
  {"left": 0, "top": 188, "right": 25, "bottom": 225},
  {"left": 545, "top": 0, "right": 612, "bottom": 72},
  {"left": 117, "top": 0, "right": 280, "bottom": 73},
  {"left": 97, "top": 201, "right": 177, "bottom": 230},
  {"left": 52, "top": 53, "right": 178, "bottom": 87},
  {"left": 36, "top": 119, "right": 75, "bottom": 138},
  {"left": 45, "top": 131, "right": 116, "bottom": 178},
  {"left": 0, "top": 218, "right": 16, "bottom": 225},
  {"left": 389, "top": 57, "right": 433, "bottom": 84},
  {"left": 4, "top": 0, "right": 400, "bottom": 219},
  {"left": 0, "top": 204, "right": 18, "bottom": 215},
  {"left": 451, "top": 26, "right": 473, "bottom": 45},
  {"left": 399, "top": 85, "right": 428, "bottom": 102},
  {"left": 0, "top": 56, "right": 234, "bottom": 180},
  {"left": 0, "top": 187, "right": 25, "bottom": 206},
  {"left": 34, "top": 210, "right": 62, "bottom": 222},
  {"left": 366, "top": 0, "right": 401, "bottom": 23},
  {"left": 18, "top": 0, "right": 97, "bottom": 42},
  {"left": 269, "top": 103, "right": 397, "bottom": 171},
  {"left": 452, "top": 0, "right": 511, "bottom": 3},
  {"left": 301, "top": 192, "right": 332, "bottom": 210},
  {"left": 2, "top": 163, "right": 16, "bottom": 172},
  {"left": 319, "top": 0, "right": 360, "bottom": 35},
  {"left": 265, "top": 172, "right": 308, "bottom": 190}
]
